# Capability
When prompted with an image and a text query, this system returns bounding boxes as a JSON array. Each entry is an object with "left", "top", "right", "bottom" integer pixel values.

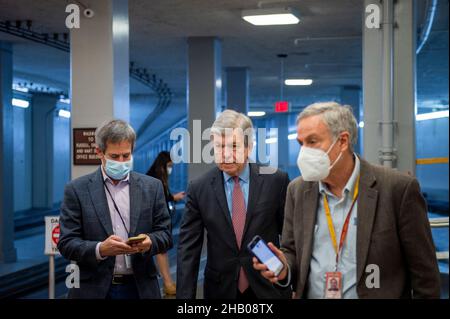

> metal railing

[{"left": 430, "top": 217, "right": 449, "bottom": 261}]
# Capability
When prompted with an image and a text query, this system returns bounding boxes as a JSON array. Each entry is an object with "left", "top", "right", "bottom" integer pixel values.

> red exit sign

[{"left": 275, "top": 101, "right": 289, "bottom": 113}]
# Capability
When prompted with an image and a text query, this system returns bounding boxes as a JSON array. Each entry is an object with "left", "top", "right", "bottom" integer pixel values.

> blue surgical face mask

[{"left": 104, "top": 157, "right": 133, "bottom": 180}]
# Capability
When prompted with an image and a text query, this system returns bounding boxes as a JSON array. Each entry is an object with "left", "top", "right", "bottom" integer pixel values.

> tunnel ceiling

[{"left": 0, "top": 0, "right": 448, "bottom": 116}]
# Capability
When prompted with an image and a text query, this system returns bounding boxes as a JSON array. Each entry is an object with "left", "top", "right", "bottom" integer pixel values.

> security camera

[{"left": 83, "top": 8, "right": 95, "bottom": 18}]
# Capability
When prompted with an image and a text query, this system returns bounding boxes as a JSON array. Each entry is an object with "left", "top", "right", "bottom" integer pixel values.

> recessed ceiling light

[
  {"left": 12, "top": 98, "right": 29, "bottom": 108},
  {"left": 242, "top": 7, "right": 300, "bottom": 26},
  {"left": 248, "top": 111, "right": 266, "bottom": 117},
  {"left": 58, "top": 109, "right": 71, "bottom": 118},
  {"left": 285, "top": 79, "right": 313, "bottom": 86},
  {"left": 416, "top": 110, "right": 449, "bottom": 121}
]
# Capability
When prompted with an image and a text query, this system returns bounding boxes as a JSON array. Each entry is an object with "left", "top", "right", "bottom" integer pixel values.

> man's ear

[
  {"left": 95, "top": 147, "right": 104, "bottom": 159},
  {"left": 339, "top": 132, "right": 351, "bottom": 152}
]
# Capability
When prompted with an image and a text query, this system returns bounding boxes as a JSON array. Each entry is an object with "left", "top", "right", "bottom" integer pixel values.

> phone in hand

[
  {"left": 126, "top": 234, "right": 147, "bottom": 245},
  {"left": 247, "top": 235, "right": 284, "bottom": 277}
]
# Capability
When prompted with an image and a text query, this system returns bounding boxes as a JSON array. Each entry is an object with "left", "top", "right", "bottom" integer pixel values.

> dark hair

[{"left": 146, "top": 151, "right": 172, "bottom": 195}]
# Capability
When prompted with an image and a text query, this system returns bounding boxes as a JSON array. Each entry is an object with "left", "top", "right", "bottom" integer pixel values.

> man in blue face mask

[{"left": 58, "top": 119, "right": 172, "bottom": 299}]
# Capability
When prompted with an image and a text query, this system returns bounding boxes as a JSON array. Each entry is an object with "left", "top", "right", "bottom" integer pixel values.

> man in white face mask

[{"left": 253, "top": 102, "right": 440, "bottom": 299}]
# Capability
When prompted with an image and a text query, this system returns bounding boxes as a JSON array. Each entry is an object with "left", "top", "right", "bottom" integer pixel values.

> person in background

[{"left": 147, "top": 151, "right": 185, "bottom": 296}]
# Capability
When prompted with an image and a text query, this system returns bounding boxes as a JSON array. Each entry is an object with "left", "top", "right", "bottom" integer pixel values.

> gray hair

[
  {"left": 95, "top": 119, "right": 136, "bottom": 153},
  {"left": 211, "top": 109, "right": 254, "bottom": 147},
  {"left": 297, "top": 102, "right": 358, "bottom": 151}
]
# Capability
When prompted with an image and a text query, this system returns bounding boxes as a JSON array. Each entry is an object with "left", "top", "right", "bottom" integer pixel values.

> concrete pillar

[
  {"left": 363, "top": 0, "right": 416, "bottom": 174},
  {"left": 225, "top": 67, "right": 249, "bottom": 114},
  {"left": 0, "top": 42, "right": 17, "bottom": 262},
  {"left": 187, "top": 37, "right": 222, "bottom": 181},
  {"left": 393, "top": 0, "right": 416, "bottom": 174},
  {"left": 31, "top": 94, "right": 58, "bottom": 209},
  {"left": 274, "top": 114, "right": 289, "bottom": 173},
  {"left": 70, "top": 0, "right": 130, "bottom": 179},
  {"left": 341, "top": 85, "right": 362, "bottom": 154}
]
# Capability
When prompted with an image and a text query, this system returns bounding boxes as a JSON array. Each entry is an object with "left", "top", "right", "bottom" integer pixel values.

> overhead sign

[
  {"left": 73, "top": 128, "right": 101, "bottom": 165},
  {"left": 45, "top": 216, "right": 61, "bottom": 256},
  {"left": 275, "top": 101, "right": 289, "bottom": 113}
]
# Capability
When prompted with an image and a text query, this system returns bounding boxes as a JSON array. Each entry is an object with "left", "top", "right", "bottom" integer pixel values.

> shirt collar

[
  {"left": 319, "top": 154, "right": 360, "bottom": 198},
  {"left": 101, "top": 165, "right": 130, "bottom": 185},
  {"left": 223, "top": 162, "right": 250, "bottom": 184}
]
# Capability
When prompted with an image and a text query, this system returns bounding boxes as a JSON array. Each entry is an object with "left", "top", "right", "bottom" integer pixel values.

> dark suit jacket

[
  {"left": 58, "top": 168, "right": 172, "bottom": 299},
  {"left": 177, "top": 163, "right": 292, "bottom": 299},
  {"left": 281, "top": 158, "right": 441, "bottom": 298}
]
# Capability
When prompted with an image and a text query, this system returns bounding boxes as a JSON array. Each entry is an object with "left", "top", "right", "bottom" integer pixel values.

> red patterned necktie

[{"left": 231, "top": 176, "right": 249, "bottom": 293}]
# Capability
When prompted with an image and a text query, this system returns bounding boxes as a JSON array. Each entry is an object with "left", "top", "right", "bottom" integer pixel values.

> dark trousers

[
  {"left": 106, "top": 281, "right": 140, "bottom": 299},
  {"left": 236, "top": 287, "right": 257, "bottom": 300}
]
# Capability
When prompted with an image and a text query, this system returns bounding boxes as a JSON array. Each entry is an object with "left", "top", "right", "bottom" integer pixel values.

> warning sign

[{"left": 45, "top": 216, "right": 61, "bottom": 256}]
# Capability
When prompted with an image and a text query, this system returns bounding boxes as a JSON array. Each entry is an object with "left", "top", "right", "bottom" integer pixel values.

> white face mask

[
  {"left": 296, "top": 138, "right": 342, "bottom": 181},
  {"left": 167, "top": 166, "right": 173, "bottom": 175}
]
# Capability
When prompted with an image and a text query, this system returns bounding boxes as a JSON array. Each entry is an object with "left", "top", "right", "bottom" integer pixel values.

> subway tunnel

[{"left": 0, "top": 0, "right": 448, "bottom": 303}]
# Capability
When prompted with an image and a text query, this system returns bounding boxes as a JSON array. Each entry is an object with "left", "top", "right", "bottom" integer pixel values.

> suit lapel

[
  {"left": 211, "top": 168, "right": 234, "bottom": 232},
  {"left": 88, "top": 168, "right": 114, "bottom": 236},
  {"left": 300, "top": 182, "right": 319, "bottom": 288},
  {"left": 356, "top": 159, "right": 378, "bottom": 283},
  {"left": 129, "top": 172, "right": 142, "bottom": 236},
  {"left": 242, "top": 163, "right": 264, "bottom": 240}
]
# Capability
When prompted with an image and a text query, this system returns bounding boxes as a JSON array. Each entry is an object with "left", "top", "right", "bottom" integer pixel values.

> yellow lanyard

[{"left": 323, "top": 175, "right": 360, "bottom": 261}]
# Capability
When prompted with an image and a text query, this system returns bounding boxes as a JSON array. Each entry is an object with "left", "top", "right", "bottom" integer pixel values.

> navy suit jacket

[
  {"left": 58, "top": 167, "right": 172, "bottom": 299},
  {"left": 177, "top": 163, "right": 292, "bottom": 299}
]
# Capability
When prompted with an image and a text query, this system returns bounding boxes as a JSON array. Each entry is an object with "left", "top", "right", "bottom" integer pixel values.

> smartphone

[
  {"left": 247, "top": 235, "right": 284, "bottom": 277},
  {"left": 126, "top": 234, "right": 146, "bottom": 245}
]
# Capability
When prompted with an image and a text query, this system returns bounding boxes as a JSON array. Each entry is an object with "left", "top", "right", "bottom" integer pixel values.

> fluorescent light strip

[
  {"left": 243, "top": 13, "right": 299, "bottom": 26},
  {"left": 288, "top": 133, "right": 297, "bottom": 140},
  {"left": 59, "top": 98, "right": 71, "bottom": 105},
  {"left": 265, "top": 137, "right": 278, "bottom": 144},
  {"left": 248, "top": 111, "right": 266, "bottom": 117},
  {"left": 416, "top": 110, "right": 449, "bottom": 121},
  {"left": 13, "top": 84, "right": 29, "bottom": 93},
  {"left": 12, "top": 98, "right": 30, "bottom": 108},
  {"left": 58, "top": 109, "right": 71, "bottom": 118},
  {"left": 285, "top": 79, "right": 313, "bottom": 86},
  {"left": 242, "top": 7, "right": 300, "bottom": 26}
]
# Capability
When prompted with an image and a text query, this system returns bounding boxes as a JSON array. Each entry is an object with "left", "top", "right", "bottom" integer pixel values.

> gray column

[
  {"left": 187, "top": 37, "right": 222, "bottom": 181},
  {"left": 70, "top": 0, "right": 130, "bottom": 179},
  {"left": 0, "top": 42, "right": 17, "bottom": 263},
  {"left": 362, "top": 0, "right": 416, "bottom": 174},
  {"left": 274, "top": 114, "right": 289, "bottom": 173},
  {"left": 225, "top": 67, "right": 249, "bottom": 114},
  {"left": 340, "top": 85, "right": 361, "bottom": 154},
  {"left": 31, "top": 94, "right": 58, "bottom": 209},
  {"left": 393, "top": 0, "right": 416, "bottom": 175}
]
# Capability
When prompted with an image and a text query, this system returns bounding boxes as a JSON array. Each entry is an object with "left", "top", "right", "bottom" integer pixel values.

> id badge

[
  {"left": 324, "top": 272, "right": 342, "bottom": 299},
  {"left": 125, "top": 254, "right": 132, "bottom": 269}
]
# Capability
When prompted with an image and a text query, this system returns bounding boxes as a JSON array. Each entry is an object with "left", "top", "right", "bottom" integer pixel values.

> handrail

[
  {"left": 416, "top": 157, "right": 449, "bottom": 165},
  {"left": 436, "top": 251, "right": 449, "bottom": 260},
  {"left": 429, "top": 217, "right": 449, "bottom": 228}
]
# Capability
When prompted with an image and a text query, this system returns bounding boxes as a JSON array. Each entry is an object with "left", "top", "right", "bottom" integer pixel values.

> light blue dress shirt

[
  {"left": 307, "top": 155, "right": 360, "bottom": 299},
  {"left": 223, "top": 163, "right": 250, "bottom": 215}
]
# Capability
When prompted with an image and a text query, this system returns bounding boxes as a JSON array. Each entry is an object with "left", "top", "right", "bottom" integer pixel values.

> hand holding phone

[
  {"left": 248, "top": 235, "right": 285, "bottom": 277},
  {"left": 126, "top": 234, "right": 147, "bottom": 245}
]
